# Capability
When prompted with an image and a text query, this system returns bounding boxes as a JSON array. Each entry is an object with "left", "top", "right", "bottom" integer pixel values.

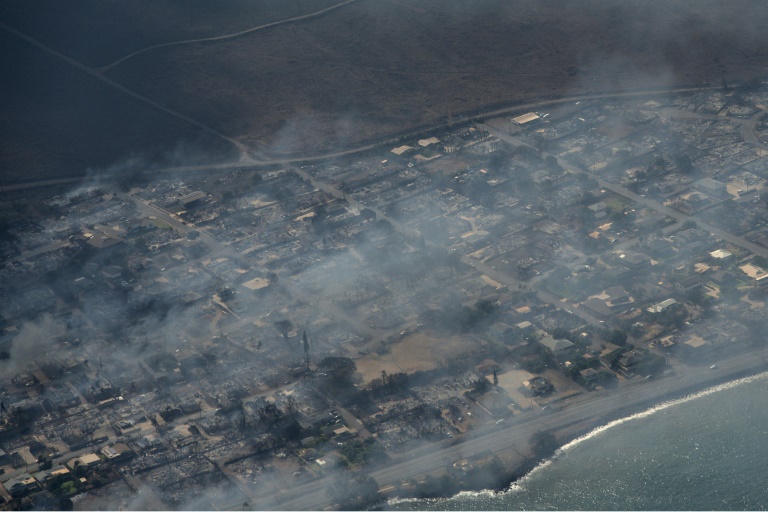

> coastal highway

[
  {"left": 266, "top": 348, "right": 767, "bottom": 510},
  {"left": 464, "top": 255, "right": 604, "bottom": 326}
]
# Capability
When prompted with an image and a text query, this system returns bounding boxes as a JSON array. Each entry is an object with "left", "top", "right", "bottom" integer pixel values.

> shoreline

[{"left": 383, "top": 359, "right": 768, "bottom": 507}]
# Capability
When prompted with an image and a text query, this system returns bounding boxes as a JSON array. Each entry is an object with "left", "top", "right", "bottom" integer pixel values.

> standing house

[
  {"left": 66, "top": 453, "right": 101, "bottom": 470},
  {"left": 3, "top": 473, "right": 38, "bottom": 498},
  {"left": 579, "top": 368, "right": 610, "bottom": 385},
  {"left": 676, "top": 275, "right": 704, "bottom": 294},
  {"left": 36, "top": 466, "right": 70, "bottom": 484},
  {"left": 101, "top": 443, "right": 134, "bottom": 463},
  {"left": 647, "top": 298, "right": 678, "bottom": 314},
  {"left": 537, "top": 336, "right": 575, "bottom": 357},
  {"left": 617, "top": 350, "right": 653, "bottom": 375}
]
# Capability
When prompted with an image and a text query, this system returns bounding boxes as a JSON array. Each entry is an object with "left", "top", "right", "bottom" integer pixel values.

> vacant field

[
  {"left": 0, "top": 0, "right": 342, "bottom": 67},
  {"left": 0, "top": 30, "right": 236, "bottom": 182},
  {"left": 104, "top": 0, "right": 768, "bottom": 158},
  {"left": 2, "top": 0, "right": 768, "bottom": 179},
  {"left": 356, "top": 333, "right": 478, "bottom": 383}
]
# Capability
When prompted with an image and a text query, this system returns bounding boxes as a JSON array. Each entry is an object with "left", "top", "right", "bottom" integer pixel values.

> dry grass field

[
  {"left": 0, "top": 30, "right": 236, "bottom": 182},
  {"left": 2, "top": 0, "right": 768, "bottom": 179},
  {"left": 104, "top": 0, "right": 768, "bottom": 158},
  {"left": 0, "top": 0, "right": 341, "bottom": 67},
  {"left": 355, "top": 333, "right": 478, "bottom": 383}
]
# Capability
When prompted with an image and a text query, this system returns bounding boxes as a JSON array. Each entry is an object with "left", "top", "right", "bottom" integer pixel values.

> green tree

[
  {"left": 719, "top": 280, "right": 741, "bottom": 303},
  {"left": 318, "top": 356, "right": 357, "bottom": 385},
  {"left": 545, "top": 155, "right": 562, "bottom": 172},
  {"left": 673, "top": 153, "right": 694, "bottom": 174},
  {"left": 60, "top": 481, "right": 77, "bottom": 495},
  {"left": 273, "top": 320, "right": 293, "bottom": 341},
  {"left": 340, "top": 438, "right": 387, "bottom": 466},
  {"left": 607, "top": 329, "right": 628, "bottom": 346},
  {"left": 326, "top": 473, "right": 380, "bottom": 509},
  {"left": 472, "top": 377, "right": 490, "bottom": 394}
]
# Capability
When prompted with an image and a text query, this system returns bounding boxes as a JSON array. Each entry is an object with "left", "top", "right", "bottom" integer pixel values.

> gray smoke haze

[
  {"left": 2, "top": 315, "right": 65, "bottom": 379},
  {"left": 2, "top": 1, "right": 768, "bottom": 510}
]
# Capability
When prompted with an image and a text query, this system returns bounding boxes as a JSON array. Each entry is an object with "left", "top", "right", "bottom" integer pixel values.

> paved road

[
  {"left": 481, "top": 123, "right": 768, "bottom": 262},
  {"left": 122, "top": 192, "right": 384, "bottom": 343},
  {"left": 464, "top": 254, "right": 604, "bottom": 326},
  {"left": 267, "top": 347, "right": 767, "bottom": 510},
  {"left": 656, "top": 106, "right": 768, "bottom": 151},
  {"left": 0, "top": 78, "right": 723, "bottom": 195}
]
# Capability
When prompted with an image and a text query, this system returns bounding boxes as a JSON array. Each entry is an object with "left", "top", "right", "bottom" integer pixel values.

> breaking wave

[
  {"left": 554, "top": 370, "right": 768, "bottom": 457},
  {"left": 387, "top": 371, "right": 768, "bottom": 508}
]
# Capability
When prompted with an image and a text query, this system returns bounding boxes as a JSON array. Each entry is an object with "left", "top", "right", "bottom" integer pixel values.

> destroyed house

[
  {"left": 693, "top": 178, "right": 728, "bottom": 198},
  {"left": 298, "top": 412, "right": 336, "bottom": 432},
  {"left": 524, "top": 376, "right": 553, "bottom": 396},
  {"left": 3, "top": 473, "right": 37, "bottom": 497},
  {"left": 178, "top": 191, "right": 206, "bottom": 208},
  {"left": 676, "top": 275, "right": 704, "bottom": 294}
]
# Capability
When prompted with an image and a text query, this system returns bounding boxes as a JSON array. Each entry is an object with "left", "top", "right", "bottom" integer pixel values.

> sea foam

[
  {"left": 504, "top": 370, "right": 768, "bottom": 497},
  {"left": 388, "top": 370, "right": 768, "bottom": 507}
]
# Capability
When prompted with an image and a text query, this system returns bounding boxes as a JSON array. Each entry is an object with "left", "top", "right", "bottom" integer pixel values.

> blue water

[{"left": 389, "top": 373, "right": 768, "bottom": 510}]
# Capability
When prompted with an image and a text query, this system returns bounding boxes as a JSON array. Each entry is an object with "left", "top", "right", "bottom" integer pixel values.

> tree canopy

[
  {"left": 318, "top": 356, "right": 357, "bottom": 383},
  {"left": 273, "top": 320, "right": 292, "bottom": 340},
  {"left": 326, "top": 473, "right": 380, "bottom": 509}
]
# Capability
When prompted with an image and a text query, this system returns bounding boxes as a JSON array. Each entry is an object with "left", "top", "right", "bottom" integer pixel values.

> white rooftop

[
  {"left": 647, "top": 298, "right": 678, "bottom": 313},
  {"left": 710, "top": 249, "right": 733, "bottom": 259},
  {"left": 418, "top": 137, "right": 440, "bottom": 147},
  {"left": 512, "top": 112, "right": 540, "bottom": 125},
  {"left": 391, "top": 145, "right": 413, "bottom": 155}
]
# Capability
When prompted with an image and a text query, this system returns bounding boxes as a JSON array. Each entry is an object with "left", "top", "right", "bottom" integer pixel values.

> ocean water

[{"left": 389, "top": 372, "right": 768, "bottom": 511}]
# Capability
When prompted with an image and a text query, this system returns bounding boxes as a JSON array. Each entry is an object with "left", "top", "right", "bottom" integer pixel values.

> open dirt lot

[
  {"left": 356, "top": 333, "right": 477, "bottom": 383},
  {"left": 493, "top": 368, "right": 537, "bottom": 410}
]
